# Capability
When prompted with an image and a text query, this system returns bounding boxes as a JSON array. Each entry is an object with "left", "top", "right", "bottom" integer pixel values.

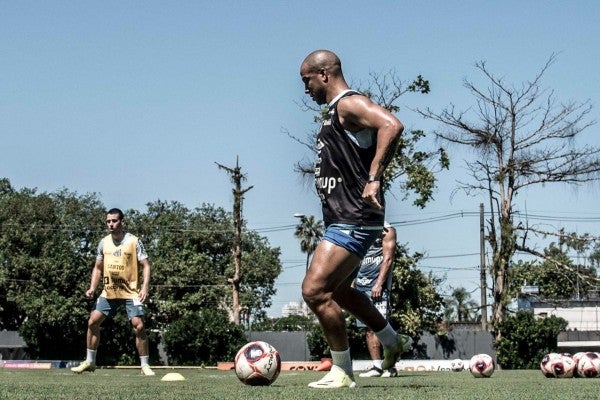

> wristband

[{"left": 368, "top": 174, "right": 379, "bottom": 182}]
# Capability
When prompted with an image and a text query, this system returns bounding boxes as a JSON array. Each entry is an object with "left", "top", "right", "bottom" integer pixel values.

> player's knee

[
  {"left": 87, "top": 316, "right": 103, "bottom": 330},
  {"left": 302, "top": 285, "right": 329, "bottom": 309},
  {"left": 131, "top": 318, "right": 145, "bottom": 334}
]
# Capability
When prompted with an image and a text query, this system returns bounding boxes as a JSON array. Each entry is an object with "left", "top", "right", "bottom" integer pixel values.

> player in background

[
  {"left": 300, "top": 49, "right": 411, "bottom": 389},
  {"left": 71, "top": 208, "right": 155, "bottom": 376},
  {"left": 356, "top": 223, "right": 398, "bottom": 378}
]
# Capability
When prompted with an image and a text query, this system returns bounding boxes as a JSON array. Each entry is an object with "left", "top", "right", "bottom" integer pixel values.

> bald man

[{"left": 300, "top": 50, "right": 411, "bottom": 389}]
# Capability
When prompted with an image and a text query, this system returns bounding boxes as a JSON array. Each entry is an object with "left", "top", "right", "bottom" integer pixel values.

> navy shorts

[
  {"left": 323, "top": 223, "right": 383, "bottom": 258},
  {"left": 94, "top": 296, "right": 145, "bottom": 320}
]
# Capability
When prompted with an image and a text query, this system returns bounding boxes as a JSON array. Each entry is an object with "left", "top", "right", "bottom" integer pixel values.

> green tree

[
  {"left": 589, "top": 241, "right": 600, "bottom": 270},
  {"left": 0, "top": 181, "right": 282, "bottom": 362},
  {"left": 0, "top": 180, "right": 106, "bottom": 359},
  {"left": 390, "top": 244, "right": 445, "bottom": 342},
  {"left": 510, "top": 243, "right": 597, "bottom": 300},
  {"left": 162, "top": 309, "right": 247, "bottom": 365},
  {"left": 495, "top": 311, "right": 567, "bottom": 369},
  {"left": 418, "top": 55, "right": 600, "bottom": 342},
  {"left": 127, "top": 200, "right": 282, "bottom": 329},
  {"left": 444, "top": 287, "right": 479, "bottom": 323},
  {"left": 293, "top": 215, "right": 324, "bottom": 271}
]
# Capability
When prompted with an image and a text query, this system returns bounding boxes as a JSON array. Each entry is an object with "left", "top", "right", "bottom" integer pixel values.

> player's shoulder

[
  {"left": 124, "top": 233, "right": 141, "bottom": 245},
  {"left": 337, "top": 90, "right": 371, "bottom": 107},
  {"left": 336, "top": 92, "right": 379, "bottom": 119}
]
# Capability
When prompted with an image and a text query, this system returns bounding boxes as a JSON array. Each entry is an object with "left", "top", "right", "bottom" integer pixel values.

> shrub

[
  {"left": 162, "top": 309, "right": 247, "bottom": 366},
  {"left": 495, "top": 311, "right": 567, "bottom": 369},
  {"left": 306, "top": 314, "right": 368, "bottom": 361}
]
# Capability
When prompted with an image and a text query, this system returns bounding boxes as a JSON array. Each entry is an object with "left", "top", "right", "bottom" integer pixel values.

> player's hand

[
  {"left": 371, "top": 285, "right": 383, "bottom": 301},
  {"left": 362, "top": 181, "right": 382, "bottom": 209},
  {"left": 138, "top": 288, "right": 149, "bottom": 303},
  {"left": 84, "top": 289, "right": 95, "bottom": 299}
]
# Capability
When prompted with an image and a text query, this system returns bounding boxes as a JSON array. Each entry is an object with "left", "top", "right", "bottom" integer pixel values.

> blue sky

[{"left": 2, "top": 1, "right": 600, "bottom": 316}]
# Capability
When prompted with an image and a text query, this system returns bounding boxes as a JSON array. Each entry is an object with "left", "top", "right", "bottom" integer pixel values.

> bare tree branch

[{"left": 417, "top": 54, "right": 599, "bottom": 341}]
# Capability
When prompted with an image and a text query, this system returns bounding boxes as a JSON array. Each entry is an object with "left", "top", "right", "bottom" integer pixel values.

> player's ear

[{"left": 319, "top": 68, "right": 328, "bottom": 82}]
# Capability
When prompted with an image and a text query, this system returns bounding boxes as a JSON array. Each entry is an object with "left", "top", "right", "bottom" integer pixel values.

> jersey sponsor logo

[
  {"left": 103, "top": 276, "right": 129, "bottom": 286},
  {"left": 356, "top": 277, "right": 373, "bottom": 286},
  {"left": 112, "top": 249, "right": 122, "bottom": 257},
  {"left": 361, "top": 255, "right": 383, "bottom": 266},
  {"left": 316, "top": 176, "right": 342, "bottom": 195},
  {"left": 106, "top": 262, "right": 125, "bottom": 271}
]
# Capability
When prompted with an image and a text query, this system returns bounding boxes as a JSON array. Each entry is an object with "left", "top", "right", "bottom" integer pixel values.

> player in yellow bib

[{"left": 71, "top": 208, "right": 155, "bottom": 376}]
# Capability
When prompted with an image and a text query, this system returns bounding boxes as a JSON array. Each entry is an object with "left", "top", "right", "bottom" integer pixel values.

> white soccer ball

[
  {"left": 540, "top": 353, "right": 561, "bottom": 378},
  {"left": 577, "top": 352, "right": 600, "bottom": 378},
  {"left": 547, "top": 353, "right": 576, "bottom": 378},
  {"left": 234, "top": 341, "right": 281, "bottom": 386},
  {"left": 571, "top": 352, "right": 587, "bottom": 377},
  {"left": 469, "top": 353, "right": 495, "bottom": 378},
  {"left": 450, "top": 359, "right": 464, "bottom": 372}
]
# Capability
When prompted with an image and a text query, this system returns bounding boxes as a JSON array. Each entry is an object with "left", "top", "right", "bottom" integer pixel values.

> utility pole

[
  {"left": 480, "top": 203, "right": 488, "bottom": 330},
  {"left": 216, "top": 157, "right": 253, "bottom": 325}
]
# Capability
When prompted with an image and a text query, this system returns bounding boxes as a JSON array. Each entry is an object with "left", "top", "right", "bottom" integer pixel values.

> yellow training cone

[{"left": 161, "top": 372, "right": 186, "bottom": 381}]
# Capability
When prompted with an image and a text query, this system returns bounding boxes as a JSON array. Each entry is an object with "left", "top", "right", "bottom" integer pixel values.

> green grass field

[{"left": 1, "top": 368, "right": 598, "bottom": 400}]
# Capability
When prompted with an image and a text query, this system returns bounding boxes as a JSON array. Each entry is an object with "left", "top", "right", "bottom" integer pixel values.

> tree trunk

[
  {"left": 217, "top": 159, "right": 253, "bottom": 325},
  {"left": 491, "top": 212, "right": 515, "bottom": 342}
]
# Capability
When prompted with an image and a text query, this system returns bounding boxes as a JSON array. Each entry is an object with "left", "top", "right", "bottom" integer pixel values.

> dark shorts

[
  {"left": 94, "top": 296, "right": 145, "bottom": 320},
  {"left": 323, "top": 223, "right": 383, "bottom": 258}
]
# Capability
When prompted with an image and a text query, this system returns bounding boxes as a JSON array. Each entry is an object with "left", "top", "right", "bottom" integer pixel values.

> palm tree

[
  {"left": 294, "top": 215, "right": 324, "bottom": 270},
  {"left": 446, "top": 287, "right": 479, "bottom": 322}
]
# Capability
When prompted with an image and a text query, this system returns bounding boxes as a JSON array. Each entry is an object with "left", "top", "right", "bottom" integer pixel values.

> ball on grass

[{"left": 234, "top": 341, "right": 281, "bottom": 386}]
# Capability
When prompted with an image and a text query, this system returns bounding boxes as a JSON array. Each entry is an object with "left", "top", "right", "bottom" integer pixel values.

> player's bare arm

[
  {"left": 372, "top": 227, "right": 397, "bottom": 300},
  {"left": 337, "top": 95, "right": 403, "bottom": 208},
  {"left": 86, "top": 259, "right": 103, "bottom": 298},
  {"left": 138, "top": 258, "right": 151, "bottom": 303}
]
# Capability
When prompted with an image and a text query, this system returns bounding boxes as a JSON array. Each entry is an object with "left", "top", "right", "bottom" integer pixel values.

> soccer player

[
  {"left": 356, "top": 222, "right": 398, "bottom": 378},
  {"left": 71, "top": 208, "right": 155, "bottom": 376},
  {"left": 299, "top": 50, "right": 411, "bottom": 388}
]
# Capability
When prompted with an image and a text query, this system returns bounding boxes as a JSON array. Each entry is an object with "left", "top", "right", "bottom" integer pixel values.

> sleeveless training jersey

[
  {"left": 315, "top": 90, "right": 385, "bottom": 226},
  {"left": 355, "top": 237, "right": 392, "bottom": 292},
  {"left": 96, "top": 233, "right": 147, "bottom": 299}
]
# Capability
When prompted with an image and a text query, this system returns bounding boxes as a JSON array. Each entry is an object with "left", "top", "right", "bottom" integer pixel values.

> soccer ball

[
  {"left": 234, "top": 341, "right": 281, "bottom": 386},
  {"left": 571, "top": 352, "right": 587, "bottom": 377},
  {"left": 547, "top": 353, "right": 576, "bottom": 378},
  {"left": 469, "top": 354, "right": 495, "bottom": 377},
  {"left": 450, "top": 359, "right": 464, "bottom": 372},
  {"left": 540, "top": 353, "right": 561, "bottom": 378},
  {"left": 577, "top": 352, "right": 600, "bottom": 378}
]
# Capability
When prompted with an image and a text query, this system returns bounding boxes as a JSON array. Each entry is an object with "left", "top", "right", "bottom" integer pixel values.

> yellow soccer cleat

[
  {"left": 141, "top": 365, "right": 156, "bottom": 376},
  {"left": 308, "top": 365, "right": 356, "bottom": 389},
  {"left": 71, "top": 361, "right": 96, "bottom": 374}
]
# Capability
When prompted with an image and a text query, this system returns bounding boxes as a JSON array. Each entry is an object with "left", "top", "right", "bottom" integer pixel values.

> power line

[
  {"left": 2, "top": 210, "right": 600, "bottom": 234},
  {"left": 422, "top": 252, "right": 480, "bottom": 259}
]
